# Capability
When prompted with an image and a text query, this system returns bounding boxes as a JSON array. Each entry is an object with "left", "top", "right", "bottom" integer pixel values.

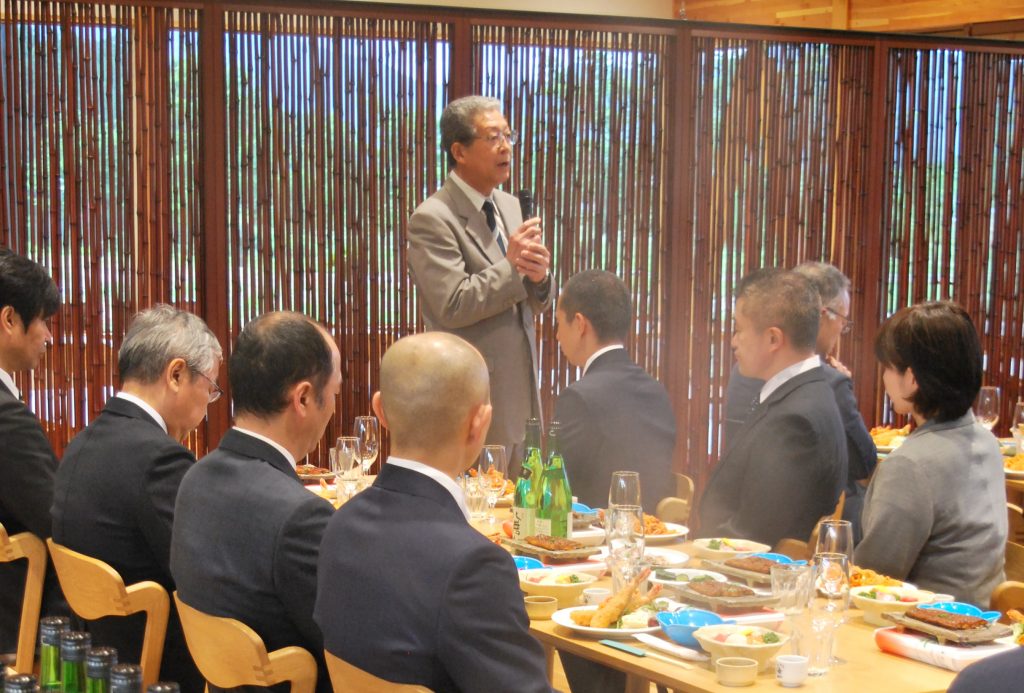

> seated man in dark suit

[
  {"left": 52, "top": 304, "right": 221, "bottom": 690},
  {"left": 314, "top": 332, "right": 553, "bottom": 693},
  {"left": 723, "top": 262, "right": 876, "bottom": 542},
  {"left": 554, "top": 269, "right": 677, "bottom": 511},
  {"left": 699, "top": 269, "right": 847, "bottom": 548},
  {"left": 171, "top": 312, "right": 340, "bottom": 692},
  {"left": 948, "top": 646, "right": 1024, "bottom": 692},
  {"left": 0, "top": 248, "right": 63, "bottom": 656}
]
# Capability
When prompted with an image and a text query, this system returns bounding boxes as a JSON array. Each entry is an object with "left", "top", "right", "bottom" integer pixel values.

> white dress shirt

[
  {"left": 115, "top": 392, "right": 168, "bottom": 433},
  {"left": 450, "top": 171, "right": 509, "bottom": 249},
  {"left": 583, "top": 344, "right": 625, "bottom": 376},
  {"left": 759, "top": 354, "right": 822, "bottom": 404},
  {"left": 0, "top": 367, "right": 18, "bottom": 398}
]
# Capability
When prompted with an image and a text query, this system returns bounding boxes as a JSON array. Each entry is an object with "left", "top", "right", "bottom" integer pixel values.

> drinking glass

[
  {"left": 771, "top": 563, "right": 814, "bottom": 654},
  {"left": 354, "top": 416, "right": 380, "bottom": 475},
  {"left": 815, "top": 520, "right": 854, "bottom": 559},
  {"left": 1011, "top": 400, "right": 1024, "bottom": 453},
  {"left": 809, "top": 552, "right": 849, "bottom": 674},
  {"left": 331, "top": 436, "right": 363, "bottom": 503},
  {"left": 605, "top": 504, "right": 645, "bottom": 592},
  {"left": 477, "top": 445, "right": 508, "bottom": 525},
  {"left": 974, "top": 386, "right": 1001, "bottom": 431},
  {"left": 608, "top": 471, "right": 641, "bottom": 509}
]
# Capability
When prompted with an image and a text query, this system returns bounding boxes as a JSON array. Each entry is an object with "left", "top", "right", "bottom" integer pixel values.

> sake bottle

[
  {"left": 512, "top": 419, "right": 543, "bottom": 539},
  {"left": 108, "top": 665, "right": 142, "bottom": 693},
  {"left": 59, "top": 632, "right": 90, "bottom": 693},
  {"left": 38, "top": 616, "right": 70, "bottom": 692},
  {"left": 145, "top": 685, "right": 179, "bottom": 693},
  {"left": 536, "top": 422, "right": 573, "bottom": 538},
  {"left": 5, "top": 674, "right": 39, "bottom": 692},
  {"left": 85, "top": 648, "right": 118, "bottom": 693}
]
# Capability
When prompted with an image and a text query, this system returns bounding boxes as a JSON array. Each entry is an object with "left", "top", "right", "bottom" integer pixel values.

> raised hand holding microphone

[{"left": 509, "top": 189, "right": 550, "bottom": 282}]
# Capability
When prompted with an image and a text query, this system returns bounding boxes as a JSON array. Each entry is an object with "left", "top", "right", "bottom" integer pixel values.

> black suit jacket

[
  {"left": 722, "top": 362, "right": 876, "bottom": 540},
  {"left": 314, "top": 463, "right": 553, "bottom": 693},
  {"left": 51, "top": 396, "right": 201, "bottom": 689},
  {"left": 699, "top": 367, "right": 848, "bottom": 547},
  {"left": 0, "top": 383, "right": 59, "bottom": 652},
  {"left": 170, "top": 429, "right": 333, "bottom": 693},
  {"left": 554, "top": 348, "right": 677, "bottom": 512}
]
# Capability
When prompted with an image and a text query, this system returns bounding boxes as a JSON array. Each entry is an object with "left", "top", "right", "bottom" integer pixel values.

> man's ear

[
  {"left": 165, "top": 358, "right": 189, "bottom": 393},
  {"left": 371, "top": 391, "right": 389, "bottom": 430},
  {"left": 766, "top": 326, "right": 784, "bottom": 349},
  {"left": 0, "top": 306, "right": 18, "bottom": 336},
  {"left": 468, "top": 402, "right": 493, "bottom": 448},
  {"left": 291, "top": 380, "right": 315, "bottom": 414}
]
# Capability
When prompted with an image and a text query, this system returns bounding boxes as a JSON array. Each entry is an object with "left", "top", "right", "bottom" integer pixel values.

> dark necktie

[{"left": 482, "top": 200, "right": 506, "bottom": 255}]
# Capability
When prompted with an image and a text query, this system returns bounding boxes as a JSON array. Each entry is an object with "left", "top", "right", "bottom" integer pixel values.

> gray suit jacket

[{"left": 407, "top": 176, "right": 551, "bottom": 453}]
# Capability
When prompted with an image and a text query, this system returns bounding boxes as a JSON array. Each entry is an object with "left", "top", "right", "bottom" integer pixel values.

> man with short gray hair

[
  {"left": 52, "top": 303, "right": 222, "bottom": 690},
  {"left": 408, "top": 95, "right": 552, "bottom": 463}
]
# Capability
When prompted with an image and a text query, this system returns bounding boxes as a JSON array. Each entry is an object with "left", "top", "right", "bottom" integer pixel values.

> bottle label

[
  {"left": 534, "top": 517, "right": 552, "bottom": 537},
  {"left": 512, "top": 506, "right": 534, "bottom": 540}
]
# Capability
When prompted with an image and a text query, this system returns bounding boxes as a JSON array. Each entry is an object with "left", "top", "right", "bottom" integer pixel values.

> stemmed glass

[
  {"left": 974, "top": 386, "right": 1001, "bottom": 431},
  {"left": 605, "top": 504, "right": 645, "bottom": 592},
  {"left": 608, "top": 471, "right": 641, "bottom": 509},
  {"left": 354, "top": 416, "right": 379, "bottom": 475},
  {"left": 815, "top": 520, "right": 854, "bottom": 558},
  {"left": 1011, "top": 399, "right": 1024, "bottom": 453},
  {"left": 808, "top": 552, "right": 850, "bottom": 676},
  {"left": 331, "top": 436, "right": 363, "bottom": 503},
  {"left": 477, "top": 445, "right": 508, "bottom": 525}
]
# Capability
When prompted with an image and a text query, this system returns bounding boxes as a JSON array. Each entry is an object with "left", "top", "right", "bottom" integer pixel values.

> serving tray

[
  {"left": 499, "top": 537, "right": 602, "bottom": 563},
  {"left": 882, "top": 612, "right": 1012, "bottom": 645},
  {"left": 674, "top": 583, "right": 779, "bottom": 611},
  {"left": 701, "top": 558, "right": 773, "bottom": 586}
]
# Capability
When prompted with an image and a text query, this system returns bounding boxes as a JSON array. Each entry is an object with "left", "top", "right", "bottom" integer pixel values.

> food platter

[
  {"left": 673, "top": 583, "right": 778, "bottom": 610},
  {"left": 883, "top": 612, "right": 1012, "bottom": 645},
  {"left": 701, "top": 558, "right": 776, "bottom": 586},
  {"left": 551, "top": 605, "right": 662, "bottom": 639},
  {"left": 691, "top": 538, "right": 771, "bottom": 561},
  {"left": 298, "top": 471, "right": 336, "bottom": 482},
  {"left": 644, "top": 522, "right": 690, "bottom": 545},
  {"left": 650, "top": 568, "right": 728, "bottom": 591},
  {"left": 500, "top": 537, "right": 602, "bottom": 563}
]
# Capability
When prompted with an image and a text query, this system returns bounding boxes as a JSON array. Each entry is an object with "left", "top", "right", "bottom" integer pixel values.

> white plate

[
  {"left": 1005, "top": 467, "right": 1024, "bottom": 478},
  {"left": 650, "top": 568, "right": 727, "bottom": 590},
  {"left": 691, "top": 538, "right": 770, "bottom": 561},
  {"left": 645, "top": 522, "right": 690, "bottom": 545},
  {"left": 594, "top": 547, "right": 692, "bottom": 568},
  {"left": 551, "top": 605, "right": 662, "bottom": 639},
  {"left": 570, "top": 527, "right": 606, "bottom": 547},
  {"left": 495, "top": 493, "right": 514, "bottom": 507}
]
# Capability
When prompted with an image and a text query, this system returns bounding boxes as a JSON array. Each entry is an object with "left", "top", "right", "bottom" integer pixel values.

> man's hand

[
  {"left": 825, "top": 354, "right": 852, "bottom": 378},
  {"left": 506, "top": 217, "right": 550, "bottom": 283}
]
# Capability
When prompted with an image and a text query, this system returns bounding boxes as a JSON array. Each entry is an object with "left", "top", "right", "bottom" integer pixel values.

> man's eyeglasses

[
  {"left": 193, "top": 370, "right": 223, "bottom": 403},
  {"left": 476, "top": 130, "right": 518, "bottom": 147},
  {"left": 824, "top": 306, "right": 853, "bottom": 335}
]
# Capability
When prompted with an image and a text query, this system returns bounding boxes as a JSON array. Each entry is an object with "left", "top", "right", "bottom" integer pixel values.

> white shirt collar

[
  {"left": 232, "top": 426, "right": 298, "bottom": 469},
  {"left": 0, "top": 367, "right": 19, "bottom": 398},
  {"left": 759, "top": 354, "right": 821, "bottom": 404},
  {"left": 115, "top": 392, "right": 168, "bottom": 433},
  {"left": 450, "top": 170, "right": 490, "bottom": 211},
  {"left": 583, "top": 344, "right": 625, "bottom": 376},
  {"left": 385, "top": 455, "right": 470, "bottom": 521}
]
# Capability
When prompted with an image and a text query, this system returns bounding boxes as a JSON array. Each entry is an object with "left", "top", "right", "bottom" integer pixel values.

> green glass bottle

[
  {"left": 38, "top": 616, "right": 70, "bottom": 692},
  {"left": 536, "top": 422, "right": 573, "bottom": 538},
  {"left": 108, "top": 665, "right": 142, "bottom": 693},
  {"left": 144, "top": 684, "right": 179, "bottom": 693},
  {"left": 84, "top": 648, "right": 117, "bottom": 693},
  {"left": 5, "top": 674, "right": 40, "bottom": 692},
  {"left": 513, "top": 418, "right": 544, "bottom": 539},
  {"left": 59, "top": 632, "right": 90, "bottom": 693}
]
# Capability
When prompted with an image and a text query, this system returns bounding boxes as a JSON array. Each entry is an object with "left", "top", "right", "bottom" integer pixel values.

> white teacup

[
  {"left": 582, "top": 587, "right": 611, "bottom": 605},
  {"left": 776, "top": 654, "right": 809, "bottom": 687}
]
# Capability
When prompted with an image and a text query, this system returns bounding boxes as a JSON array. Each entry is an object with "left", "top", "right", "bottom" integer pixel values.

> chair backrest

[
  {"left": 990, "top": 580, "right": 1024, "bottom": 623},
  {"left": 46, "top": 539, "right": 169, "bottom": 686},
  {"left": 675, "top": 473, "right": 695, "bottom": 505},
  {"left": 1006, "top": 540, "right": 1024, "bottom": 583},
  {"left": 0, "top": 524, "right": 46, "bottom": 674},
  {"left": 174, "top": 593, "right": 317, "bottom": 693},
  {"left": 654, "top": 473, "right": 695, "bottom": 524},
  {"left": 324, "top": 650, "right": 433, "bottom": 693},
  {"left": 773, "top": 492, "right": 848, "bottom": 561}
]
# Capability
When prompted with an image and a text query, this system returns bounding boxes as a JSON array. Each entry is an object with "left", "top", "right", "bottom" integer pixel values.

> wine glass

[
  {"left": 608, "top": 471, "right": 641, "bottom": 509},
  {"left": 1011, "top": 399, "right": 1024, "bottom": 453},
  {"left": 604, "top": 504, "right": 645, "bottom": 592},
  {"left": 974, "top": 386, "right": 1001, "bottom": 431},
  {"left": 809, "top": 552, "right": 850, "bottom": 674},
  {"left": 477, "top": 445, "right": 508, "bottom": 525},
  {"left": 354, "top": 416, "right": 379, "bottom": 475},
  {"left": 815, "top": 520, "right": 854, "bottom": 559},
  {"left": 331, "top": 436, "right": 363, "bottom": 503}
]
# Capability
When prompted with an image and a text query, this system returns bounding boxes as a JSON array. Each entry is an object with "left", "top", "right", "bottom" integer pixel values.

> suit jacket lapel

[
  {"left": 375, "top": 463, "right": 466, "bottom": 520},
  {"left": 217, "top": 428, "right": 300, "bottom": 481},
  {"left": 104, "top": 396, "right": 163, "bottom": 430},
  {"left": 443, "top": 177, "right": 506, "bottom": 265}
]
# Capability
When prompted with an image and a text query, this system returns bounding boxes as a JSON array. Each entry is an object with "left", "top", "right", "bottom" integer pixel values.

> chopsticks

[{"left": 598, "top": 639, "right": 694, "bottom": 669}]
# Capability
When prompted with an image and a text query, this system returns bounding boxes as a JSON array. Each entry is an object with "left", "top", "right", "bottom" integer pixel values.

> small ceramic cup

[
  {"left": 582, "top": 587, "right": 611, "bottom": 605},
  {"left": 524, "top": 595, "right": 558, "bottom": 620},
  {"left": 776, "top": 654, "right": 809, "bottom": 687},
  {"left": 715, "top": 656, "right": 758, "bottom": 687}
]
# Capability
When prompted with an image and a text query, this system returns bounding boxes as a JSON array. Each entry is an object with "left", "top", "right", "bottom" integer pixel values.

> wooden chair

[
  {"left": 1006, "top": 540, "right": 1024, "bottom": 583},
  {"left": 324, "top": 650, "right": 433, "bottom": 693},
  {"left": 654, "top": 473, "right": 695, "bottom": 525},
  {"left": 990, "top": 580, "right": 1024, "bottom": 623},
  {"left": 773, "top": 492, "right": 847, "bottom": 562},
  {"left": 0, "top": 524, "right": 46, "bottom": 674},
  {"left": 46, "top": 540, "right": 169, "bottom": 686},
  {"left": 174, "top": 593, "right": 317, "bottom": 693},
  {"left": 1008, "top": 503, "right": 1024, "bottom": 544}
]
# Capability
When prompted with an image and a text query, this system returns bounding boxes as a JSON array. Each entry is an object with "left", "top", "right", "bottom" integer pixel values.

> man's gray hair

[
  {"left": 118, "top": 304, "right": 222, "bottom": 384},
  {"left": 792, "top": 262, "right": 851, "bottom": 309},
  {"left": 440, "top": 95, "right": 502, "bottom": 168}
]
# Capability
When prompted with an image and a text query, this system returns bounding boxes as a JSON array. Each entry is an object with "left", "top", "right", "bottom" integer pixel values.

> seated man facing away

[
  {"left": 723, "top": 262, "right": 876, "bottom": 542},
  {"left": 554, "top": 269, "right": 677, "bottom": 511},
  {"left": 314, "top": 332, "right": 553, "bottom": 693},
  {"left": 698, "top": 269, "right": 847, "bottom": 548},
  {"left": 171, "top": 312, "right": 340, "bottom": 692},
  {"left": 0, "top": 249, "right": 64, "bottom": 655},
  {"left": 52, "top": 305, "right": 221, "bottom": 690}
]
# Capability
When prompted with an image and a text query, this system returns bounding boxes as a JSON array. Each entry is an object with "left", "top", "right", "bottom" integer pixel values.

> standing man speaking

[{"left": 408, "top": 96, "right": 551, "bottom": 461}]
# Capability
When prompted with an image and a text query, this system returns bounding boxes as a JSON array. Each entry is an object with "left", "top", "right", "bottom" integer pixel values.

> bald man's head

[{"left": 378, "top": 333, "right": 490, "bottom": 452}]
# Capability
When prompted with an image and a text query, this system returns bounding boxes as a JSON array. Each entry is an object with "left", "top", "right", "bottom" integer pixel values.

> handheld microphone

[{"left": 516, "top": 190, "right": 535, "bottom": 220}]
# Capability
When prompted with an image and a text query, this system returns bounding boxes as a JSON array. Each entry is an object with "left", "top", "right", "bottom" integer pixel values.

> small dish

[
  {"left": 513, "top": 556, "right": 545, "bottom": 571},
  {"left": 715, "top": 656, "right": 758, "bottom": 686},
  {"left": 524, "top": 595, "right": 558, "bottom": 620},
  {"left": 694, "top": 624, "right": 788, "bottom": 671},
  {"left": 657, "top": 609, "right": 734, "bottom": 648},
  {"left": 691, "top": 538, "right": 770, "bottom": 561},
  {"left": 519, "top": 568, "right": 599, "bottom": 607},
  {"left": 850, "top": 585, "right": 936, "bottom": 626}
]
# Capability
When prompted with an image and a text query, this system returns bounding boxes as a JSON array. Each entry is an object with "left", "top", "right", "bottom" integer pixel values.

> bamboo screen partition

[{"left": 2, "top": 3, "right": 1024, "bottom": 492}]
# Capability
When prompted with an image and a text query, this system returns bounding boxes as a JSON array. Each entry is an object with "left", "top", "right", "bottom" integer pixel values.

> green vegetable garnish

[
  {"left": 708, "top": 539, "right": 722, "bottom": 550},
  {"left": 654, "top": 569, "right": 676, "bottom": 581},
  {"left": 762, "top": 632, "right": 780, "bottom": 643},
  {"left": 690, "top": 575, "right": 712, "bottom": 583},
  {"left": 568, "top": 574, "right": 582, "bottom": 584}
]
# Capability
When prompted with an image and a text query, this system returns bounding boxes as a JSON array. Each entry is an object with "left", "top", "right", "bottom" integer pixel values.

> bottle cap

[
  {"left": 145, "top": 684, "right": 181, "bottom": 693},
  {"left": 86, "top": 646, "right": 119, "bottom": 678},
  {"left": 39, "top": 615, "right": 71, "bottom": 646},
  {"left": 59, "top": 631, "right": 92, "bottom": 661},
  {"left": 5, "top": 674, "right": 39, "bottom": 692},
  {"left": 110, "top": 664, "right": 143, "bottom": 687}
]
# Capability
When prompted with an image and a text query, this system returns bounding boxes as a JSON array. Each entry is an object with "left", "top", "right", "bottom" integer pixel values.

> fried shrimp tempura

[{"left": 590, "top": 567, "right": 652, "bottom": 628}]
